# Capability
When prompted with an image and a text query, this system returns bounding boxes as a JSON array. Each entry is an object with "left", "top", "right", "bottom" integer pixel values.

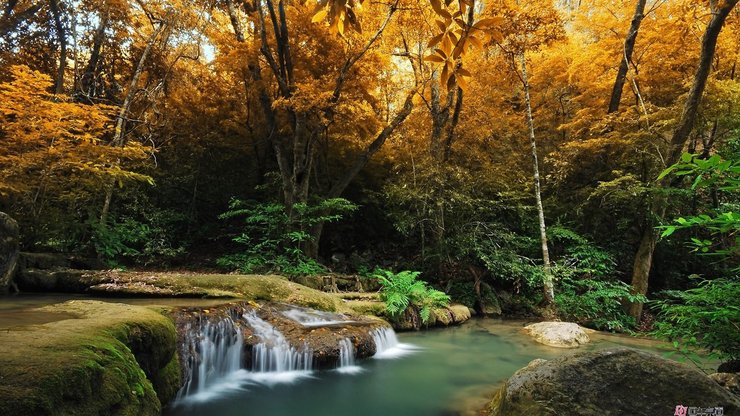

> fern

[{"left": 374, "top": 268, "right": 450, "bottom": 324}]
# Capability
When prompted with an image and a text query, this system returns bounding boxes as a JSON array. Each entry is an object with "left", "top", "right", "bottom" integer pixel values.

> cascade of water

[
  {"left": 242, "top": 310, "right": 313, "bottom": 373},
  {"left": 336, "top": 338, "right": 363, "bottom": 374},
  {"left": 371, "top": 327, "right": 417, "bottom": 359},
  {"left": 176, "top": 316, "right": 244, "bottom": 400},
  {"left": 281, "top": 306, "right": 356, "bottom": 327},
  {"left": 338, "top": 338, "right": 355, "bottom": 367}
]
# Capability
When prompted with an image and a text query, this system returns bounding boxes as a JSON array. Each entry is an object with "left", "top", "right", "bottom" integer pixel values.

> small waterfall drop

[
  {"left": 281, "top": 306, "right": 356, "bottom": 327},
  {"left": 176, "top": 316, "right": 245, "bottom": 402},
  {"left": 371, "top": 327, "right": 418, "bottom": 359},
  {"left": 242, "top": 310, "right": 313, "bottom": 379},
  {"left": 336, "top": 338, "right": 363, "bottom": 374}
]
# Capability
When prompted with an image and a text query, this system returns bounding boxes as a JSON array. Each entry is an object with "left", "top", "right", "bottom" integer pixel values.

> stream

[
  {"left": 165, "top": 317, "right": 683, "bottom": 416},
  {"left": 0, "top": 294, "right": 700, "bottom": 416}
]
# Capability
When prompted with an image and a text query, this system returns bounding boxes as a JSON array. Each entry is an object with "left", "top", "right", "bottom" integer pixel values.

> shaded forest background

[{"left": 1, "top": 0, "right": 738, "bottom": 334}]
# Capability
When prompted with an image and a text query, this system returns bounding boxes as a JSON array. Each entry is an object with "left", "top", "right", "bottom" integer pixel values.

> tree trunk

[
  {"left": 628, "top": 223, "right": 657, "bottom": 320},
  {"left": 0, "top": 211, "right": 20, "bottom": 293},
  {"left": 100, "top": 22, "right": 165, "bottom": 225},
  {"left": 607, "top": 0, "right": 646, "bottom": 114},
  {"left": 49, "top": 0, "right": 67, "bottom": 94},
  {"left": 627, "top": 0, "right": 738, "bottom": 320},
  {"left": 78, "top": 13, "right": 108, "bottom": 100},
  {"left": 304, "top": 90, "right": 416, "bottom": 258},
  {"left": 521, "top": 54, "right": 554, "bottom": 305}
]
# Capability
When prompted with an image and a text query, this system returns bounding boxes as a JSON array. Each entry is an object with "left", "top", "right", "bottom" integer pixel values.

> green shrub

[
  {"left": 652, "top": 277, "right": 740, "bottom": 361},
  {"left": 555, "top": 276, "right": 646, "bottom": 332},
  {"left": 92, "top": 211, "right": 186, "bottom": 267},
  {"left": 547, "top": 225, "right": 644, "bottom": 332},
  {"left": 217, "top": 198, "right": 357, "bottom": 276},
  {"left": 374, "top": 269, "right": 450, "bottom": 323}
]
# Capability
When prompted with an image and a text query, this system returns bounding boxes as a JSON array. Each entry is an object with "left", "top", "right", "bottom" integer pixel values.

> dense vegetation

[{"left": 0, "top": 0, "right": 738, "bottom": 359}]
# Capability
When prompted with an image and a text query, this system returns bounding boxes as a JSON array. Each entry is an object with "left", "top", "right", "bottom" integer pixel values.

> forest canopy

[{"left": 1, "top": 0, "right": 738, "bottom": 348}]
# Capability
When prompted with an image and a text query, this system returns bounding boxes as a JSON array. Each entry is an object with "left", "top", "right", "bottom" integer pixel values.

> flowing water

[
  {"left": 0, "top": 295, "right": 703, "bottom": 416},
  {"left": 176, "top": 317, "right": 244, "bottom": 402},
  {"left": 165, "top": 319, "right": 685, "bottom": 416}
]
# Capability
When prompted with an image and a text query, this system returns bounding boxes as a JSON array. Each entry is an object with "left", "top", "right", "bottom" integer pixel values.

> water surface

[{"left": 165, "top": 319, "right": 682, "bottom": 416}]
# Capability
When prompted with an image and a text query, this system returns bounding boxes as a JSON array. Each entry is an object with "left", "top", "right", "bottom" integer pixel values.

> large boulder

[
  {"left": 0, "top": 301, "right": 180, "bottom": 416},
  {"left": 485, "top": 348, "right": 740, "bottom": 416},
  {"left": 524, "top": 321, "right": 590, "bottom": 348},
  {"left": 0, "top": 211, "right": 19, "bottom": 293},
  {"left": 710, "top": 372, "right": 740, "bottom": 396}
]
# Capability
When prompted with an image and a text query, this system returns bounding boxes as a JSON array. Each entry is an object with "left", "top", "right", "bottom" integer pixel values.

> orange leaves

[
  {"left": 0, "top": 65, "right": 151, "bottom": 198},
  {"left": 423, "top": 0, "right": 505, "bottom": 90},
  {"left": 310, "top": 0, "right": 364, "bottom": 36}
]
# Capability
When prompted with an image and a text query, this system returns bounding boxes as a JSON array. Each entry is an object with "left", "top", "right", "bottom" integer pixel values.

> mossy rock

[
  {"left": 484, "top": 348, "right": 740, "bottom": 416},
  {"left": 344, "top": 300, "right": 387, "bottom": 316},
  {"left": 17, "top": 271, "right": 343, "bottom": 312},
  {"left": 0, "top": 300, "right": 180, "bottom": 416}
]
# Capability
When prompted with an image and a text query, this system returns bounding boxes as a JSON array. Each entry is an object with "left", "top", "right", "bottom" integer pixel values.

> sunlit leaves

[
  {"left": 423, "top": 0, "right": 504, "bottom": 90},
  {"left": 0, "top": 66, "right": 151, "bottom": 199},
  {"left": 309, "top": 0, "right": 364, "bottom": 36}
]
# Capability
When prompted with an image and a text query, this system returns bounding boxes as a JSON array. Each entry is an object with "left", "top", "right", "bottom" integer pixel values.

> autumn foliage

[{"left": 0, "top": 0, "right": 738, "bottom": 322}]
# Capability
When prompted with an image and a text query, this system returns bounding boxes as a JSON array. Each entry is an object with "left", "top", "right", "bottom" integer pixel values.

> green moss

[
  {"left": 151, "top": 353, "right": 181, "bottom": 405},
  {"left": 63, "top": 271, "right": 344, "bottom": 312},
  {"left": 344, "top": 300, "right": 387, "bottom": 317},
  {"left": 0, "top": 301, "right": 180, "bottom": 416}
]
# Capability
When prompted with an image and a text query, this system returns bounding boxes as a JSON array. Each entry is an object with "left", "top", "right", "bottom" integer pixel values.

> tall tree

[
  {"left": 252, "top": 0, "right": 416, "bottom": 257},
  {"left": 48, "top": 0, "right": 67, "bottom": 93},
  {"left": 628, "top": 0, "right": 739, "bottom": 320},
  {"left": 607, "top": 0, "right": 646, "bottom": 114},
  {"left": 520, "top": 52, "right": 554, "bottom": 304}
]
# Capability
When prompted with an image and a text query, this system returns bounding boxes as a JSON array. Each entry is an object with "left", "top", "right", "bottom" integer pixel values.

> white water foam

[
  {"left": 242, "top": 310, "right": 314, "bottom": 373},
  {"left": 336, "top": 338, "right": 364, "bottom": 374},
  {"left": 175, "top": 317, "right": 245, "bottom": 403},
  {"left": 281, "top": 307, "right": 357, "bottom": 327},
  {"left": 371, "top": 327, "right": 419, "bottom": 359}
]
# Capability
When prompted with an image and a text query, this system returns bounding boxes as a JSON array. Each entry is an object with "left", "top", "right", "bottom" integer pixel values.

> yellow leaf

[
  {"left": 311, "top": 8, "right": 328, "bottom": 23},
  {"left": 473, "top": 17, "right": 505, "bottom": 30},
  {"left": 428, "top": 33, "right": 444, "bottom": 48},
  {"left": 424, "top": 54, "right": 446, "bottom": 63},
  {"left": 441, "top": 33, "right": 454, "bottom": 55},
  {"left": 456, "top": 73, "right": 468, "bottom": 91},
  {"left": 441, "top": 65, "right": 450, "bottom": 89},
  {"left": 467, "top": 35, "right": 483, "bottom": 50},
  {"left": 435, "top": 19, "right": 447, "bottom": 33},
  {"left": 430, "top": 0, "right": 444, "bottom": 15}
]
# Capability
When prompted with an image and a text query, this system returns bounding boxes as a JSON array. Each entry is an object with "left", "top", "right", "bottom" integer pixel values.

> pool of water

[{"left": 164, "top": 318, "right": 683, "bottom": 416}]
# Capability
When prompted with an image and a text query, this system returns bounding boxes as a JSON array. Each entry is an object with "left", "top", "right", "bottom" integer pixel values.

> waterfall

[
  {"left": 371, "top": 327, "right": 417, "bottom": 359},
  {"left": 281, "top": 306, "right": 356, "bottom": 327},
  {"left": 176, "top": 316, "right": 245, "bottom": 402},
  {"left": 336, "top": 338, "right": 363, "bottom": 374},
  {"left": 242, "top": 310, "right": 313, "bottom": 374}
]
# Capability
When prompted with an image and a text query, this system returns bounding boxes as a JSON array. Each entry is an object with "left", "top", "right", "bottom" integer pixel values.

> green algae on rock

[
  {"left": 484, "top": 348, "right": 740, "bottom": 416},
  {"left": 16, "top": 271, "right": 344, "bottom": 312},
  {"left": 0, "top": 301, "right": 180, "bottom": 416}
]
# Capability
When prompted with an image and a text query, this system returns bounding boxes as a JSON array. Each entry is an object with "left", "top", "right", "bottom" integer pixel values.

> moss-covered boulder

[
  {"left": 360, "top": 303, "right": 472, "bottom": 331},
  {"left": 484, "top": 348, "right": 740, "bottom": 416},
  {"left": 0, "top": 301, "right": 180, "bottom": 416},
  {"left": 16, "top": 271, "right": 343, "bottom": 312}
]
